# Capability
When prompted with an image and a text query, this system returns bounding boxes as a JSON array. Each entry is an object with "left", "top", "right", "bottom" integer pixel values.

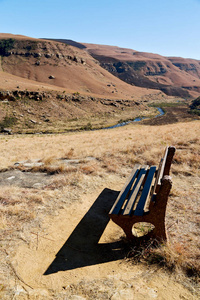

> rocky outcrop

[
  {"left": 0, "top": 89, "right": 143, "bottom": 109},
  {"left": 0, "top": 128, "right": 12, "bottom": 134},
  {"left": 0, "top": 90, "right": 48, "bottom": 101},
  {"left": 0, "top": 91, "right": 16, "bottom": 101},
  {"left": 0, "top": 38, "right": 87, "bottom": 66},
  {"left": 94, "top": 56, "right": 190, "bottom": 98}
]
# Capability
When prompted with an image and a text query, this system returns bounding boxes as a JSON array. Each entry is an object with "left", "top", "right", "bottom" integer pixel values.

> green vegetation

[
  {"left": 25, "top": 41, "right": 37, "bottom": 51},
  {"left": 189, "top": 109, "right": 200, "bottom": 116},
  {"left": 0, "top": 38, "right": 15, "bottom": 56},
  {"left": 149, "top": 102, "right": 185, "bottom": 108},
  {"left": 73, "top": 91, "right": 80, "bottom": 96},
  {"left": 81, "top": 122, "right": 93, "bottom": 130},
  {"left": 0, "top": 115, "right": 17, "bottom": 128},
  {"left": 127, "top": 60, "right": 146, "bottom": 71},
  {"left": 189, "top": 96, "right": 200, "bottom": 115},
  {"left": 149, "top": 102, "right": 186, "bottom": 107}
]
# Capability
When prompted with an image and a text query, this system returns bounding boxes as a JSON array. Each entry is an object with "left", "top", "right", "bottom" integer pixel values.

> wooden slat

[
  {"left": 163, "top": 146, "right": 176, "bottom": 176},
  {"left": 123, "top": 165, "right": 149, "bottom": 215},
  {"left": 155, "top": 146, "right": 176, "bottom": 193},
  {"left": 109, "top": 164, "right": 141, "bottom": 215},
  {"left": 152, "top": 158, "right": 163, "bottom": 195},
  {"left": 134, "top": 166, "right": 157, "bottom": 216},
  {"left": 158, "top": 147, "right": 169, "bottom": 186}
]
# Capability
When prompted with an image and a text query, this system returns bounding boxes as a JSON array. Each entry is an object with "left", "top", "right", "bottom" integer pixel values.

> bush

[
  {"left": 0, "top": 39, "right": 15, "bottom": 56},
  {"left": 81, "top": 122, "right": 92, "bottom": 130},
  {"left": 189, "top": 109, "right": 200, "bottom": 116},
  {"left": 0, "top": 115, "right": 17, "bottom": 128},
  {"left": 127, "top": 60, "right": 146, "bottom": 71}
]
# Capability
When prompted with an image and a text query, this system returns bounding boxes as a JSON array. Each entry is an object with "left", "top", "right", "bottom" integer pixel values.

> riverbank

[
  {"left": 104, "top": 107, "right": 164, "bottom": 129},
  {"left": 142, "top": 105, "right": 199, "bottom": 126}
]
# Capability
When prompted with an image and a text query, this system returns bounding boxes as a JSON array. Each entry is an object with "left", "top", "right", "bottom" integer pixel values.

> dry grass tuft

[
  {"left": 127, "top": 237, "right": 200, "bottom": 289},
  {"left": 63, "top": 147, "right": 75, "bottom": 159},
  {"left": 30, "top": 163, "right": 69, "bottom": 175},
  {"left": 80, "top": 161, "right": 101, "bottom": 175},
  {"left": 149, "top": 242, "right": 199, "bottom": 276}
]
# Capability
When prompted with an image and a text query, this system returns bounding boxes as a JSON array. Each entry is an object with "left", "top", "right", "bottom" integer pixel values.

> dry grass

[
  {"left": 0, "top": 120, "right": 199, "bottom": 169},
  {"left": 0, "top": 120, "right": 199, "bottom": 297}
]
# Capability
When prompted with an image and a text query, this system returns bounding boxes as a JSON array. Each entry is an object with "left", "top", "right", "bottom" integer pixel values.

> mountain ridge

[{"left": 50, "top": 39, "right": 200, "bottom": 98}]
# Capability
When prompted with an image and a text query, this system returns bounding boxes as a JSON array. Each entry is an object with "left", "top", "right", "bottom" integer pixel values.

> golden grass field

[{"left": 0, "top": 120, "right": 200, "bottom": 299}]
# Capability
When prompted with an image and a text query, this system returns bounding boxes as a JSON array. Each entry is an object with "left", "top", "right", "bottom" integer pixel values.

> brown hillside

[
  {"left": 0, "top": 34, "right": 162, "bottom": 100},
  {"left": 82, "top": 43, "right": 200, "bottom": 98}
]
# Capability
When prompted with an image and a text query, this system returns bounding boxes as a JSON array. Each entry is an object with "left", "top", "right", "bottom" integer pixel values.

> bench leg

[
  {"left": 121, "top": 223, "right": 134, "bottom": 240},
  {"left": 149, "top": 175, "right": 172, "bottom": 242},
  {"left": 110, "top": 217, "right": 135, "bottom": 240},
  {"left": 149, "top": 222, "right": 167, "bottom": 241}
]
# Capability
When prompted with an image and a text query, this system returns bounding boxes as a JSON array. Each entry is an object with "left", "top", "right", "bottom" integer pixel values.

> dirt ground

[
  {"left": 2, "top": 183, "right": 198, "bottom": 299},
  {"left": 0, "top": 168, "right": 199, "bottom": 299}
]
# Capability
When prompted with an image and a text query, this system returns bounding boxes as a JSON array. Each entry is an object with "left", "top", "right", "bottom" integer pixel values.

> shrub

[
  {"left": 189, "top": 109, "right": 200, "bottom": 116},
  {"left": 0, "top": 115, "right": 17, "bottom": 128},
  {"left": 73, "top": 91, "right": 80, "bottom": 96},
  {"left": 0, "top": 38, "right": 15, "bottom": 56}
]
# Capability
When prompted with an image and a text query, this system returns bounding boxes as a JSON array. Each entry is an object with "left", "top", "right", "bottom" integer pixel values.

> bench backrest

[
  {"left": 154, "top": 146, "right": 176, "bottom": 194},
  {"left": 109, "top": 146, "right": 176, "bottom": 217}
]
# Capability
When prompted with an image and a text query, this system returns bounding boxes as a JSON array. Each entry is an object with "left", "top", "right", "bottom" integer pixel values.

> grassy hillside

[{"left": 0, "top": 89, "right": 161, "bottom": 134}]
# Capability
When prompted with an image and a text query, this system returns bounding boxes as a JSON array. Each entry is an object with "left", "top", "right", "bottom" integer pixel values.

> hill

[
  {"left": 0, "top": 33, "right": 161, "bottom": 100},
  {"left": 80, "top": 43, "right": 200, "bottom": 98},
  {"left": 0, "top": 34, "right": 199, "bottom": 133}
]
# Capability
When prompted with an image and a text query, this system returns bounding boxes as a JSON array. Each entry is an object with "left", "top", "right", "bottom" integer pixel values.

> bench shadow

[{"left": 44, "top": 188, "right": 127, "bottom": 275}]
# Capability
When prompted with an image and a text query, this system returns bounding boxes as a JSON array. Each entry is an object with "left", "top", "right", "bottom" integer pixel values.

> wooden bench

[{"left": 109, "top": 146, "right": 176, "bottom": 241}]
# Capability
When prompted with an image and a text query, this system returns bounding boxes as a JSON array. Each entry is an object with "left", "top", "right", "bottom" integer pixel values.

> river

[{"left": 103, "top": 107, "right": 164, "bottom": 130}]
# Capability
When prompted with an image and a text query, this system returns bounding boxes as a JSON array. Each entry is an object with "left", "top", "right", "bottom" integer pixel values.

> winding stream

[{"left": 104, "top": 107, "right": 165, "bottom": 130}]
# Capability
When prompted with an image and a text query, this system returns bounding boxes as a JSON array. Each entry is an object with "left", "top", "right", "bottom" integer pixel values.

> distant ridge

[
  {"left": 1, "top": 33, "right": 200, "bottom": 98},
  {"left": 41, "top": 38, "right": 200, "bottom": 98},
  {"left": 43, "top": 38, "right": 86, "bottom": 49},
  {"left": 81, "top": 43, "right": 200, "bottom": 98}
]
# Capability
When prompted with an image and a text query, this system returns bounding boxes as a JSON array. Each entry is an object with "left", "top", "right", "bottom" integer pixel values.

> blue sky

[{"left": 0, "top": 0, "right": 200, "bottom": 59}]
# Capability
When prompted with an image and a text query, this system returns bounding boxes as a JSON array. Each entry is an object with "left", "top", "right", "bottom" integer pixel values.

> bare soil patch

[{"left": 0, "top": 170, "right": 49, "bottom": 189}]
